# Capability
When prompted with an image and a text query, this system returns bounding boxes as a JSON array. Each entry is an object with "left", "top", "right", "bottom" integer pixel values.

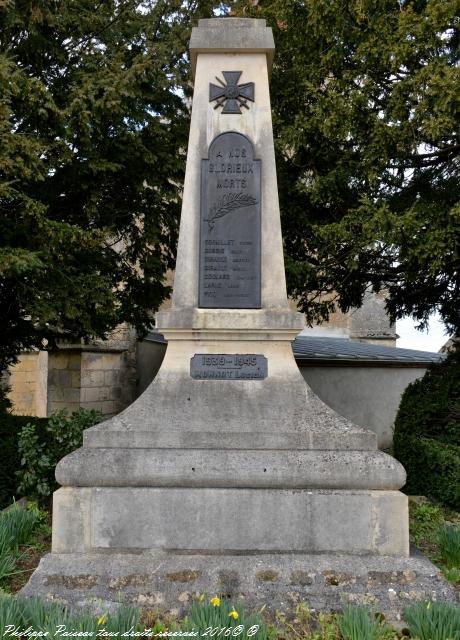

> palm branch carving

[{"left": 204, "top": 193, "right": 258, "bottom": 232}]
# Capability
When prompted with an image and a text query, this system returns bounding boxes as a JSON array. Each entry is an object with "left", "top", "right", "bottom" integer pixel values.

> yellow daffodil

[
  {"left": 229, "top": 608, "right": 239, "bottom": 620},
  {"left": 97, "top": 614, "right": 108, "bottom": 626},
  {"left": 210, "top": 596, "right": 221, "bottom": 607}
]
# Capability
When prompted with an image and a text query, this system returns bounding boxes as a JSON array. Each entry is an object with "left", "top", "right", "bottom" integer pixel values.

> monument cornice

[
  {"left": 156, "top": 307, "right": 304, "bottom": 336},
  {"left": 159, "top": 328, "right": 302, "bottom": 342},
  {"left": 190, "top": 18, "right": 275, "bottom": 78}
]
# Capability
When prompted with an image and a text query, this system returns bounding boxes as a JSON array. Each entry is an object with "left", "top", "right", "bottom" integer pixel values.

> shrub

[
  {"left": 0, "top": 413, "right": 47, "bottom": 509},
  {"left": 16, "top": 408, "right": 102, "bottom": 502},
  {"left": 393, "top": 346, "right": 460, "bottom": 509},
  {"left": 403, "top": 601, "right": 460, "bottom": 640}
]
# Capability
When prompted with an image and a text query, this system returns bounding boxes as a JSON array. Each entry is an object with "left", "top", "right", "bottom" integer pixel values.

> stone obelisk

[{"left": 22, "top": 18, "right": 455, "bottom": 618}]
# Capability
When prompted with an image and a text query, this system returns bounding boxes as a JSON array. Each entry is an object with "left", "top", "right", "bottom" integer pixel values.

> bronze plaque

[
  {"left": 190, "top": 354, "right": 267, "bottom": 380},
  {"left": 199, "top": 131, "right": 261, "bottom": 308}
]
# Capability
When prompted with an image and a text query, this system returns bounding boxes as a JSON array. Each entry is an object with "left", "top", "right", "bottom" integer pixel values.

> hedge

[
  {"left": 396, "top": 436, "right": 460, "bottom": 508},
  {"left": 393, "top": 346, "right": 460, "bottom": 509}
]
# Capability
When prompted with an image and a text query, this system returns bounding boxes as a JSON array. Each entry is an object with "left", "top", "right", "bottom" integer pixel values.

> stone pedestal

[{"left": 20, "top": 18, "right": 455, "bottom": 617}]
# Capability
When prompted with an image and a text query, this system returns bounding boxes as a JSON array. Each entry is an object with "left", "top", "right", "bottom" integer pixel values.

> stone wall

[
  {"left": 7, "top": 324, "right": 137, "bottom": 419},
  {"left": 79, "top": 351, "right": 126, "bottom": 416},
  {"left": 301, "top": 365, "right": 427, "bottom": 449},
  {"left": 8, "top": 351, "right": 48, "bottom": 417},
  {"left": 47, "top": 349, "right": 135, "bottom": 418},
  {"left": 47, "top": 352, "right": 82, "bottom": 414}
]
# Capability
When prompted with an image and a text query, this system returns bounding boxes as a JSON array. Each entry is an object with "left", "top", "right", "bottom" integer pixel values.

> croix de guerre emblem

[{"left": 209, "top": 71, "right": 255, "bottom": 114}]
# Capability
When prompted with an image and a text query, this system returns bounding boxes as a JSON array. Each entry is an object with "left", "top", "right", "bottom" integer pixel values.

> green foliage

[
  {"left": 393, "top": 347, "right": 460, "bottom": 509},
  {"left": 444, "top": 567, "right": 460, "bottom": 584},
  {"left": 183, "top": 597, "right": 271, "bottom": 640},
  {"left": 0, "top": 502, "right": 51, "bottom": 594},
  {"left": 0, "top": 502, "right": 40, "bottom": 547},
  {"left": 2, "top": 0, "right": 459, "bottom": 373},
  {"left": 409, "top": 502, "right": 444, "bottom": 546},
  {"left": 0, "top": 593, "right": 142, "bottom": 638},
  {"left": 0, "top": 592, "right": 24, "bottom": 637},
  {"left": 17, "top": 408, "right": 101, "bottom": 501},
  {"left": 233, "top": 0, "right": 459, "bottom": 333},
  {"left": 275, "top": 603, "right": 340, "bottom": 640},
  {"left": 0, "top": 555, "right": 16, "bottom": 584},
  {"left": 438, "top": 524, "right": 460, "bottom": 569},
  {"left": 3, "top": 594, "right": 460, "bottom": 639},
  {"left": 0, "top": 502, "right": 40, "bottom": 585},
  {"left": 408, "top": 499, "right": 460, "bottom": 588},
  {"left": 18, "top": 597, "right": 73, "bottom": 638},
  {"left": 0, "top": 413, "right": 47, "bottom": 509},
  {"left": 338, "top": 605, "right": 392, "bottom": 640},
  {"left": 0, "top": 0, "right": 220, "bottom": 381},
  {"left": 403, "top": 601, "right": 460, "bottom": 640},
  {"left": 101, "top": 606, "right": 142, "bottom": 635}
]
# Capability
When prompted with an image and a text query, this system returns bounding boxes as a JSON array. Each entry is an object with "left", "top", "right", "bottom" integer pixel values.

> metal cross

[{"left": 209, "top": 71, "right": 255, "bottom": 114}]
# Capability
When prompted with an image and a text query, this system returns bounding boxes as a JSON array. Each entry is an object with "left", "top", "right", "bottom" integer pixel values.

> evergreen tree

[
  {"left": 234, "top": 0, "right": 459, "bottom": 332},
  {"left": 0, "top": 0, "right": 218, "bottom": 384},
  {"left": 2, "top": 0, "right": 459, "bottom": 397}
]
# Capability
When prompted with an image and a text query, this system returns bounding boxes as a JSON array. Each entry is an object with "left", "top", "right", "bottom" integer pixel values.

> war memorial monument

[{"left": 22, "top": 17, "right": 455, "bottom": 620}]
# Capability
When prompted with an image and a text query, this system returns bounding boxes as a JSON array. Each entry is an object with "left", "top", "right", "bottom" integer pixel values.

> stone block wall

[
  {"left": 79, "top": 352, "right": 125, "bottom": 416},
  {"left": 7, "top": 324, "right": 137, "bottom": 419},
  {"left": 46, "top": 325, "right": 137, "bottom": 418},
  {"left": 47, "top": 352, "right": 82, "bottom": 414},
  {"left": 8, "top": 351, "right": 48, "bottom": 417}
]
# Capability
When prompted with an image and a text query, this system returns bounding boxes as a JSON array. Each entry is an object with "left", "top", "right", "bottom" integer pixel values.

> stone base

[
  {"left": 82, "top": 339, "right": 380, "bottom": 451},
  {"left": 19, "top": 551, "right": 457, "bottom": 626},
  {"left": 51, "top": 487, "right": 409, "bottom": 556}
]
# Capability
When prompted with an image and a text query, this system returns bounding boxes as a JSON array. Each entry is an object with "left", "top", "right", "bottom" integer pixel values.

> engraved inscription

[
  {"left": 190, "top": 354, "right": 267, "bottom": 380},
  {"left": 199, "top": 132, "right": 261, "bottom": 308}
]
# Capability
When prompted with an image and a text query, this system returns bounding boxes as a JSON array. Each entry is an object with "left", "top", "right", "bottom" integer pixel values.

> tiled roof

[{"left": 293, "top": 336, "right": 444, "bottom": 364}]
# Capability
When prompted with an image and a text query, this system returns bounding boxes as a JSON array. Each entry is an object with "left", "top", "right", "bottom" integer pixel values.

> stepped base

[{"left": 20, "top": 551, "right": 457, "bottom": 625}]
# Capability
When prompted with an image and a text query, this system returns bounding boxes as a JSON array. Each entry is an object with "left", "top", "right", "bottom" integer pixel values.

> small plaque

[
  {"left": 190, "top": 354, "right": 267, "bottom": 380},
  {"left": 199, "top": 131, "right": 261, "bottom": 309}
]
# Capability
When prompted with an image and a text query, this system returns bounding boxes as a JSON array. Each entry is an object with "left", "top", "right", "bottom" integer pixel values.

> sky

[{"left": 396, "top": 313, "right": 450, "bottom": 353}]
